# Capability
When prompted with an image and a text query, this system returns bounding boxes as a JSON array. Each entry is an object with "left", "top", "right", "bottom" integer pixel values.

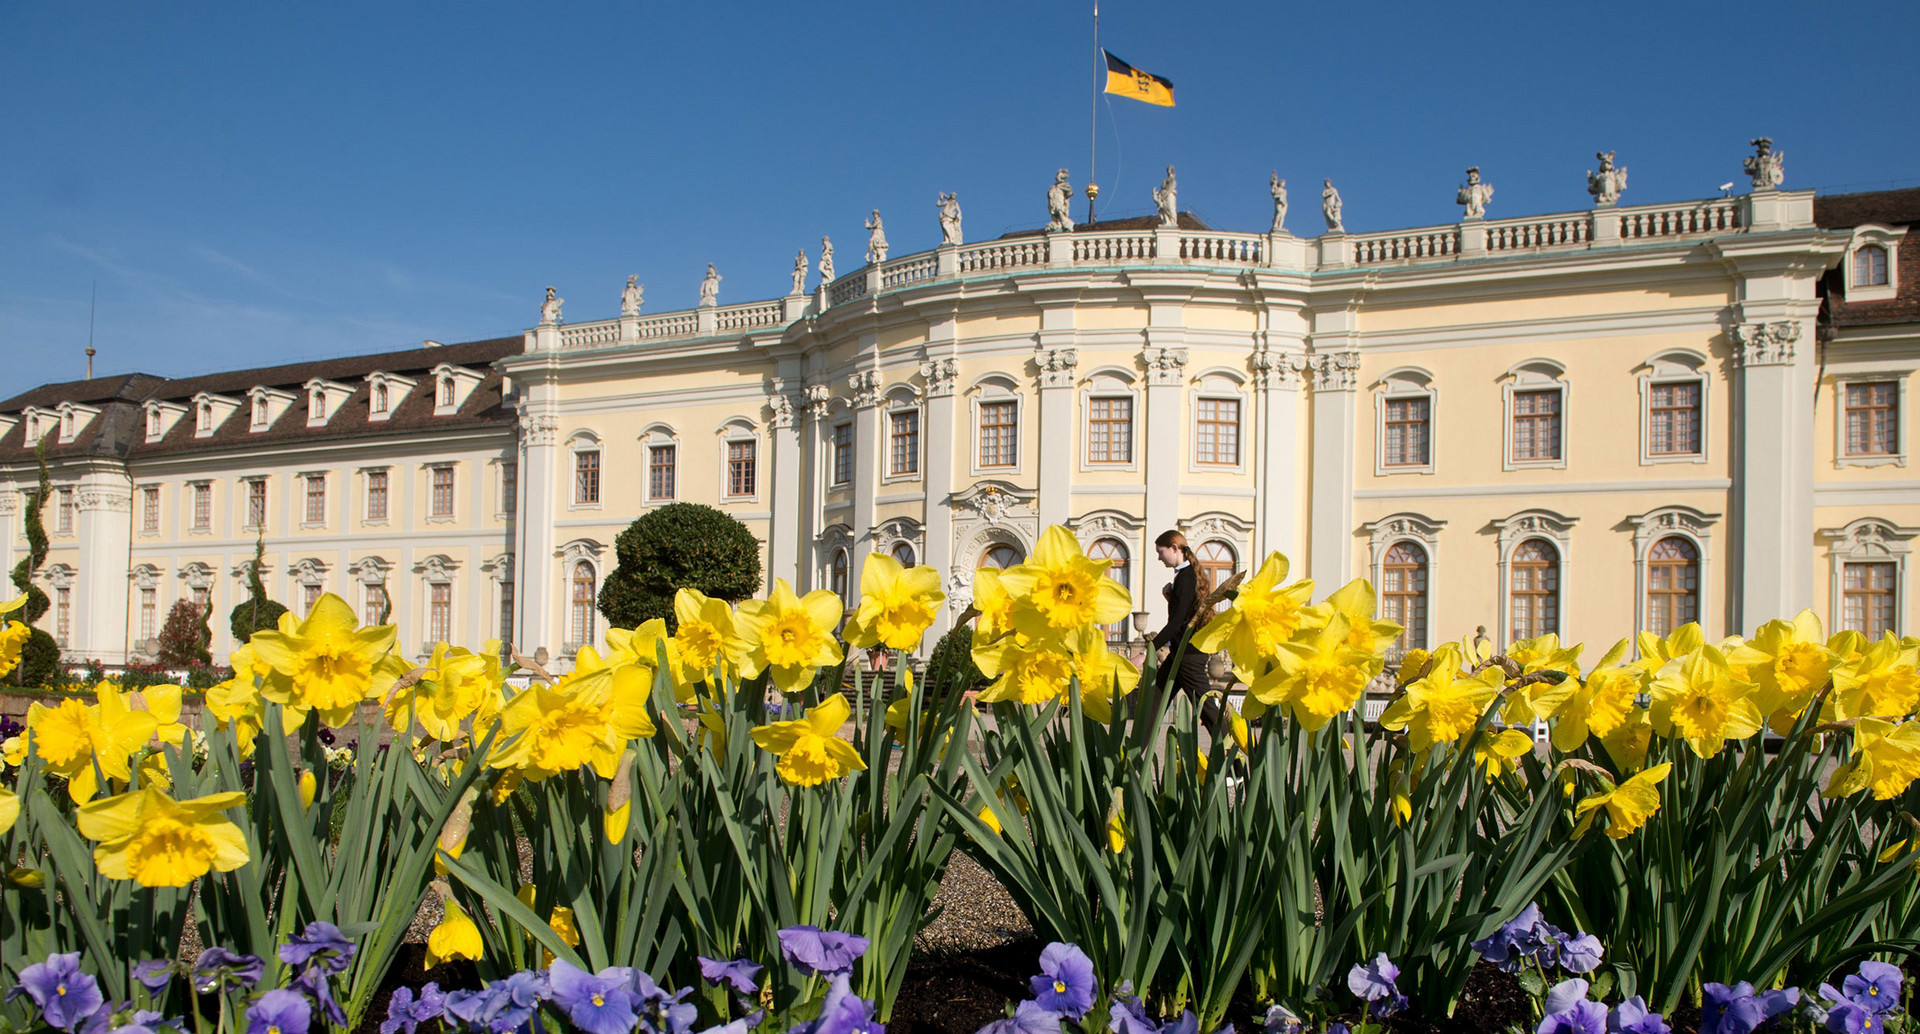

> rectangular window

[
  {"left": 889, "top": 411, "right": 920, "bottom": 476},
  {"left": 1196, "top": 398, "right": 1241, "bottom": 465},
  {"left": 245, "top": 479, "right": 267, "bottom": 530},
  {"left": 430, "top": 466, "right": 455, "bottom": 518},
  {"left": 140, "top": 588, "right": 157, "bottom": 641},
  {"left": 304, "top": 475, "right": 327, "bottom": 525},
  {"left": 502, "top": 461, "right": 518, "bottom": 514},
  {"left": 1843, "top": 561, "right": 1898, "bottom": 639},
  {"left": 142, "top": 486, "right": 160, "bottom": 533},
  {"left": 1648, "top": 382, "right": 1702, "bottom": 456},
  {"left": 56, "top": 587, "right": 70, "bottom": 643},
  {"left": 191, "top": 585, "right": 210, "bottom": 616},
  {"left": 575, "top": 450, "right": 601, "bottom": 505},
  {"left": 978, "top": 401, "right": 1018, "bottom": 468},
  {"left": 1088, "top": 397, "right": 1133, "bottom": 464},
  {"left": 728, "top": 440, "right": 756, "bottom": 497},
  {"left": 364, "top": 584, "right": 389, "bottom": 627},
  {"left": 1845, "top": 381, "right": 1899, "bottom": 456},
  {"left": 440, "top": 379, "right": 455, "bottom": 407},
  {"left": 1382, "top": 397, "right": 1430, "bottom": 467},
  {"left": 302, "top": 583, "right": 322, "bottom": 617},
  {"left": 193, "top": 483, "right": 211, "bottom": 531},
  {"left": 649, "top": 445, "right": 676, "bottom": 500},
  {"left": 498, "top": 579, "right": 515, "bottom": 648},
  {"left": 429, "top": 583, "right": 452, "bottom": 644},
  {"left": 366, "top": 470, "right": 389, "bottom": 522},
  {"left": 57, "top": 488, "right": 74, "bottom": 534},
  {"left": 832, "top": 423, "right": 854, "bottom": 485},
  {"left": 1511, "top": 389, "right": 1563, "bottom": 462}
]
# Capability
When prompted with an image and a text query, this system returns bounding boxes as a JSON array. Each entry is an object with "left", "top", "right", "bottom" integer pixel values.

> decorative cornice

[
  {"left": 1306, "top": 350, "right": 1362, "bottom": 392},
  {"left": 1730, "top": 321, "right": 1800, "bottom": 366},
  {"left": 517, "top": 410, "right": 559, "bottom": 446},
  {"left": 1141, "top": 345, "right": 1189, "bottom": 386},
  {"left": 1250, "top": 347, "right": 1304, "bottom": 391},
  {"left": 77, "top": 488, "right": 132, "bottom": 513}
]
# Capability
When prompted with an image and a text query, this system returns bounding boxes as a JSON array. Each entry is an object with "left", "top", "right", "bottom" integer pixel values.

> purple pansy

[
  {"left": 1822, "top": 1003, "right": 1887, "bottom": 1034},
  {"left": 279, "top": 922, "right": 355, "bottom": 976},
  {"left": 1473, "top": 904, "right": 1545, "bottom": 970},
  {"left": 1539, "top": 999, "right": 1609, "bottom": 1034},
  {"left": 1700, "top": 982, "right": 1800, "bottom": 1034},
  {"left": 1555, "top": 932, "right": 1604, "bottom": 974},
  {"left": 697, "top": 957, "right": 764, "bottom": 997},
  {"left": 1346, "top": 954, "right": 1407, "bottom": 1016},
  {"left": 792, "top": 975, "right": 883, "bottom": 1034},
  {"left": 191, "top": 949, "right": 265, "bottom": 994},
  {"left": 11, "top": 953, "right": 106, "bottom": 1032},
  {"left": 1607, "top": 996, "right": 1670, "bottom": 1034},
  {"left": 246, "top": 990, "right": 312, "bottom": 1034},
  {"left": 976, "top": 1000, "right": 1065, "bottom": 1034},
  {"left": 548, "top": 960, "right": 641, "bottom": 1034},
  {"left": 778, "top": 926, "right": 872, "bottom": 978},
  {"left": 381, "top": 984, "right": 449, "bottom": 1034},
  {"left": 130, "top": 961, "right": 174, "bottom": 993},
  {"left": 1108, "top": 994, "right": 1159, "bottom": 1034},
  {"left": 1841, "top": 962, "right": 1904, "bottom": 1014},
  {"left": 1028, "top": 943, "right": 1096, "bottom": 1020}
]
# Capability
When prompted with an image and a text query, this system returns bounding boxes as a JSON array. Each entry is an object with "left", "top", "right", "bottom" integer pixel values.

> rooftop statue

[
  {"left": 791, "top": 250, "right": 808, "bottom": 295},
  {"left": 1587, "top": 151, "right": 1628, "bottom": 207},
  {"left": 1270, "top": 172, "right": 1289, "bottom": 234},
  {"left": 1154, "top": 165, "right": 1178, "bottom": 227},
  {"left": 540, "top": 285, "right": 563, "bottom": 325},
  {"left": 865, "top": 210, "right": 889, "bottom": 264},
  {"left": 1322, "top": 179, "right": 1344, "bottom": 232},
  {"left": 1456, "top": 167, "right": 1494, "bottom": 221},
  {"left": 699, "top": 264, "right": 721, "bottom": 307},
  {"left": 1047, "top": 169, "right": 1075, "bottom": 232},
  {"left": 937, "top": 192, "right": 963, "bottom": 246},
  {"left": 1745, "top": 137, "right": 1785, "bottom": 189},
  {"left": 819, "top": 236, "right": 835, "bottom": 285},
  {"left": 620, "top": 275, "right": 644, "bottom": 316}
]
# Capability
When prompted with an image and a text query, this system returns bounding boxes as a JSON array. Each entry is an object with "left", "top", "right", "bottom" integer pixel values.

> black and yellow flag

[{"left": 1103, "top": 50, "right": 1175, "bottom": 107}]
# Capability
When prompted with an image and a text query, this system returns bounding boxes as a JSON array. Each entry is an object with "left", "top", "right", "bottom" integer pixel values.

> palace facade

[{"left": 4, "top": 159, "right": 1917, "bottom": 669}]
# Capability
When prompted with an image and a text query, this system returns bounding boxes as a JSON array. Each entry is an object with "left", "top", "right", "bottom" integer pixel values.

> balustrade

[
  {"left": 716, "top": 301, "right": 786, "bottom": 331},
  {"left": 1617, "top": 198, "right": 1743, "bottom": 240},
  {"left": 956, "top": 238, "right": 1046, "bottom": 274},
  {"left": 1484, "top": 216, "right": 1590, "bottom": 252},
  {"left": 828, "top": 272, "right": 869, "bottom": 306},
  {"left": 1177, "top": 232, "right": 1263, "bottom": 264},
  {"left": 633, "top": 312, "right": 700, "bottom": 340},
  {"left": 1072, "top": 232, "right": 1157, "bottom": 262},
  {"left": 880, "top": 255, "right": 939, "bottom": 288},
  {"left": 1351, "top": 227, "right": 1460, "bottom": 264},
  {"left": 558, "top": 322, "right": 621, "bottom": 349}
]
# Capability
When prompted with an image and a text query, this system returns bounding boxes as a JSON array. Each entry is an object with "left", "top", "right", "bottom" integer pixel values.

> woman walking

[{"left": 1152, "top": 529, "right": 1219, "bottom": 724}]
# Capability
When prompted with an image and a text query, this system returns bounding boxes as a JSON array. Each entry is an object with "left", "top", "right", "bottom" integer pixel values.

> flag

[{"left": 1103, "top": 50, "right": 1175, "bottom": 107}]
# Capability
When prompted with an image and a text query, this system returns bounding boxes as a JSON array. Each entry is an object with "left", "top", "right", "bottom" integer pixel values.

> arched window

[
  {"left": 1645, "top": 536, "right": 1699, "bottom": 636},
  {"left": 1087, "top": 537, "right": 1130, "bottom": 643},
  {"left": 979, "top": 543, "right": 1024, "bottom": 569},
  {"left": 570, "top": 561, "right": 596, "bottom": 649},
  {"left": 439, "top": 378, "right": 456, "bottom": 407},
  {"left": 890, "top": 542, "right": 917, "bottom": 568},
  {"left": 1510, "top": 539, "right": 1559, "bottom": 640},
  {"left": 1195, "top": 540, "right": 1237, "bottom": 596},
  {"left": 1381, "top": 542, "right": 1428, "bottom": 654},
  {"left": 373, "top": 383, "right": 390, "bottom": 414},
  {"left": 830, "top": 548, "right": 850, "bottom": 601},
  {"left": 1854, "top": 245, "right": 1890, "bottom": 288}
]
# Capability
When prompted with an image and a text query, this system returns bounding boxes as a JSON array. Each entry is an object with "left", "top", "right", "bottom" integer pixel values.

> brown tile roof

[
  {"left": 0, "top": 372, "right": 169, "bottom": 414},
  {"left": 1816, "top": 189, "right": 1920, "bottom": 328},
  {"left": 1814, "top": 188, "right": 1920, "bottom": 230}
]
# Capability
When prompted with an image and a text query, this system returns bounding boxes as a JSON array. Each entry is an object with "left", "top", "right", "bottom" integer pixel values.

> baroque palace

[{"left": 3, "top": 143, "right": 1918, "bottom": 669}]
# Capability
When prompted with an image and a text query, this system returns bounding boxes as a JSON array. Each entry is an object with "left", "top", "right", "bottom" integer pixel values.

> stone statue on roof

[
  {"left": 1322, "top": 179, "right": 1344, "bottom": 232},
  {"left": 1047, "top": 169, "right": 1075, "bottom": 232},
  {"left": 621, "top": 275, "right": 644, "bottom": 316},
  {"left": 790, "top": 250, "right": 808, "bottom": 295},
  {"left": 699, "top": 264, "right": 720, "bottom": 307},
  {"left": 540, "top": 286, "right": 563, "bottom": 325},
  {"left": 1270, "top": 172, "right": 1288, "bottom": 233},
  {"left": 937, "top": 192, "right": 962, "bottom": 246},
  {"left": 819, "top": 236, "right": 835, "bottom": 285},
  {"left": 1587, "top": 151, "right": 1627, "bottom": 207},
  {"left": 1456, "top": 167, "right": 1494, "bottom": 221},
  {"left": 865, "top": 210, "right": 889, "bottom": 264},
  {"left": 1745, "top": 137, "right": 1785, "bottom": 189},
  {"left": 1154, "top": 165, "right": 1178, "bottom": 227}
]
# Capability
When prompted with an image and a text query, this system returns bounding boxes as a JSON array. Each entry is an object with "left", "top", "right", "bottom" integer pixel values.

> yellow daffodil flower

[
  {"left": 1829, "top": 629, "right": 1870, "bottom": 667},
  {"left": 603, "top": 619, "right": 674, "bottom": 692},
  {"left": 1378, "top": 644, "right": 1506, "bottom": 753},
  {"left": 1069, "top": 632, "right": 1142, "bottom": 724},
  {"left": 998, "top": 526, "right": 1132, "bottom": 642},
  {"left": 975, "top": 637, "right": 1078, "bottom": 707},
  {"left": 1250, "top": 614, "right": 1374, "bottom": 731},
  {"left": 0, "top": 592, "right": 24, "bottom": 614},
  {"left": 1547, "top": 639, "right": 1641, "bottom": 751},
  {"left": 604, "top": 750, "right": 634, "bottom": 843},
  {"left": 670, "top": 589, "right": 751, "bottom": 691},
  {"left": 1648, "top": 646, "right": 1761, "bottom": 757},
  {"left": 1302, "top": 579, "right": 1404, "bottom": 664},
  {"left": 548, "top": 905, "right": 581, "bottom": 947},
  {"left": 489, "top": 648, "right": 656, "bottom": 780},
  {"left": 426, "top": 887, "right": 483, "bottom": 967},
  {"left": 1500, "top": 634, "right": 1585, "bottom": 725},
  {"left": 843, "top": 553, "right": 946, "bottom": 651},
  {"left": 1634, "top": 623, "right": 1705, "bottom": 676},
  {"left": 1229, "top": 704, "right": 1252, "bottom": 754},
  {"left": 1600, "top": 706, "right": 1654, "bottom": 772},
  {"left": 1824, "top": 719, "right": 1920, "bottom": 800},
  {"left": 969, "top": 566, "right": 1019, "bottom": 647},
  {"left": 0, "top": 621, "right": 29, "bottom": 679},
  {"left": 736, "top": 579, "right": 845, "bottom": 694},
  {"left": 298, "top": 770, "right": 318, "bottom": 810},
  {"left": 137, "top": 750, "right": 173, "bottom": 792},
  {"left": 1191, "top": 552, "right": 1315, "bottom": 683},
  {"left": 1392, "top": 789, "right": 1412, "bottom": 826},
  {"left": 1106, "top": 804, "right": 1127, "bottom": 854},
  {"left": 248, "top": 593, "right": 400, "bottom": 727},
  {"left": 75, "top": 786, "right": 249, "bottom": 887},
  {"left": 749, "top": 692, "right": 866, "bottom": 786},
  {"left": 28, "top": 685, "right": 159, "bottom": 802},
  {"left": 1475, "top": 728, "right": 1536, "bottom": 779},
  {"left": 385, "top": 642, "right": 503, "bottom": 741},
  {"left": 1508, "top": 634, "right": 1585, "bottom": 677},
  {"left": 1727, "top": 610, "right": 1834, "bottom": 732},
  {"left": 1, "top": 733, "right": 24, "bottom": 769},
  {"left": 137, "top": 685, "right": 194, "bottom": 751},
  {"left": 1829, "top": 634, "right": 1920, "bottom": 723},
  {"left": 0, "top": 785, "right": 18, "bottom": 834},
  {"left": 1395, "top": 648, "right": 1432, "bottom": 689},
  {"left": 976, "top": 804, "right": 1002, "bottom": 836},
  {"left": 1573, "top": 762, "right": 1672, "bottom": 839}
]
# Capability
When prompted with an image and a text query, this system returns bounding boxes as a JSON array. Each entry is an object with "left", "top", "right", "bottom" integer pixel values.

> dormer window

[
  {"left": 197, "top": 404, "right": 212, "bottom": 433},
  {"left": 23, "top": 412, "right": 37, "bottom": 440},
  {"left": 439, "top": 377, "right": 455, "bottom": 408},
  {"left": 148, "top": 409, "right": 161, "bottom": 437},
  {"left": 61, "top": 411, "right": 73, "bottom": 440},
  {"left": 1855, "top": 245, "right": 1889, "bottom": 288},
  {"left": 1844, "top": 225, "right": 1905, "bottom": 303},
  {"left": 312, "top": 390, "right": 327, "bottom": 419},
  {"left": 253, "top": 398, "right": 269, "bottom": 428},
  {"left": 373, "top": 383, "right": 389, "bottom": 414}
]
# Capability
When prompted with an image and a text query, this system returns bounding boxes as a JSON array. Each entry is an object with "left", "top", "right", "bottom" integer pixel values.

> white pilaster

[
  {"left": 1306, "top": 352, "right": 1361, "bottom": 587},
  {"left": 920, "top": 354, "right": 959, "bottom": 642},
  {"left": 849, "top": 368, "right": 882, "bottom": 584},
  {"left": 766, "top": 391, "right": 801, "bottom": 590},
  {"left": 75, "top": 465, "right": 134, "bottom": 664},
  {"left": 1141, "top": 340, "right": 1188, "bottom": 607},
  {"left": 1252, "top": 347, "right": 1305, "bottom": 566},
  {"left": 1731, "top": 321, "right": 1812, "bottom": 629},
  {"left": 1035, "top": 312, "right": 1078, "bottom": 529},
  {"left": 513, "top": 386, "right": 561, "bottom": 658}
]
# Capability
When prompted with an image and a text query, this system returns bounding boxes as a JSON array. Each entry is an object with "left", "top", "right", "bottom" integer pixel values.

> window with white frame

[
  {"left": 575, "top": 449, "right": 601, "bottom": 505},
  {"left": 501, "top": 461, "right": 518, "bottom": 515},
  {"left": 1638, "top": 351, "right": 1710, "bottom": 464},
  {"left": 1844, "top": 381, "right": 1899, "bottom": 457},
  {"left": 978, "top": 542, "right": 1024, "bottom": 569},
  {"left": 252, "top": 397, "right": 269, "bottom": 428},
  {"left": 147, "top": 409, "right": 162, "bottom": 437},
  {"left": 889, "top": 541, "right": 917, "bottom": 568},
  {"left": 1644, "top": 537, "right": 1699, "bottom": 636},
  {"left": 142, "top": 486, "right": 160, "bottom": 534},
  {"left": 1822, "top": 519, "right": 1916, "bottom": 641},
  {"left": 243, "top": 479, "right": 267, "bottom": 530},
  {"left": 428, "top": 582, "right": 452, "bottom": 644},
  {"left": 364, "top": 582, "right": 390, "bottom": 627},
  {"left": 971, "top": 379, "right": 1022, "bottom": 473},
  {"left": 197, "top": 403, "right": 213, "bottom": 433},
  {"left": 569, "top": 561, "right": 596, "bottom": 649},
  {"left": 439, "top": 377, "right": 456, "bottom": 408},
  {"left": 1855, "top": 246, "right": 1889, "bottom": 288},
  {"left": 648, "top": 444, "right": 676, "bottom": 501},
  {"left": 1195, "top": 540, "right": 1237, "bottom": 595},
  {"left": 1503, "top": 361, "right": 1569, "bottom": 469},
  {"left": 1087, "top": 537, "right": 1130, "bottom": 643},
  {"left": 140, "top": 587, "right": 157, "bottom": 641},
  {"left": 1509, "top": 539, "right": 1560, "bottom": 640},
  {"left": 1087, "top": 396, "right": 1134, "bottom": 464},
  {"left": 55, "top": 587, "right": 70, "bottom": 644},
  {"left": 366, "top": 469, "right": 390, "bottom": 522},
  {"left": 1843, "top": 562, "right": 1897, "bottom": 638},
  {"left": 302, "top": 583, "right": 323, "bottom": 617},
  {"left": 311, "top": 389, "right": 327, "bottom": 421},
  {"left": 429, "top": 466, "right": 455, "bottom": 518},
  {"left": 497, "top": 578, "right": 514, "bottom": 647},
  {"left": 1843, "top": 225, "right": 1905, "bottom": 303},
  {"left": 888, "top": 409, "right": 920, "bottom": 477},
  {"left": 57, "top": 488, "right": 74, "bottom": 534},
  {"left": 1374, "top": 367, "right": 1438, "bottom": 475},
  {"left": 192, "top": 483, "right": 212, "bottom": 531},
  {"left": 372, "top": 382, "right": 390, "bottom": 414},
  {"left": 1381, "top": 542, "right": 1428, "bottom": 655},
  {"left": 831, "top": 423, "right": 854, "bottom": 485},
  {"left": 304, "top": 474, "right": 327, "bottom": 525},
  {"left": 191, "top": 584, "right": 211, "bottom": 616},
  {"left": 1194, "top": 397, "right": 1241, "bottom": 466},
  {"left": 829, "top": 548, "right": 850, "bottom": 603},
  {"left": 727, "top": 439, "right": 756, "bottom": 498}
]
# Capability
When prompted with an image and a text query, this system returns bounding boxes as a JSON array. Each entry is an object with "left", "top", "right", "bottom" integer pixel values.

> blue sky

[{"left": 3, "top": 0, "right": 1916, "bottom": 392}]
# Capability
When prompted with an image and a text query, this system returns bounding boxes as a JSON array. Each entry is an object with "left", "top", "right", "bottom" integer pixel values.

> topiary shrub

[
  {"left": 229, "top": 534, "right": 287, "bottom": 643},
  {"left": 15, "top": 628, "right": 61, "bottom": 688},
  {"left": 599, "top": 503, "right": 762, "bottom": 632}
]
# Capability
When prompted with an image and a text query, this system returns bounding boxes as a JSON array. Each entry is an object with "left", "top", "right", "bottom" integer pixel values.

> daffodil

[
  {"left": 1507, "top": 634, "right": 1585, "bottom": 677},
  {"left": 426, "top": 885, "right": 483, "bottom": 967},
  {"left": 976, "top": 804, "right": 1002, "bottom": 836},
  {"left": 1378, "top": 645, "right": 1506, "bottom": 753},
  {"left": 1728, "top": 610, "right": 1834, "bottom": 732},
  {"left": 1648, "top": 646, "right": 1761, "bottom": 757},
  {"left": 1394, "top": 648, "right": 1432, "bottom": 689},
  {"left": 1250, "top": 615, "right": 1374, "bottom": 731},
  {"left": 998, "top": 526, "right": 1132, "bottom": 641},
  {"left": 843, "top": 553, "right": 946, "bottom": 651},
  {"left": 605, "top": 750, "right": 634, "bottom": 844},
  {"left": 1634, "top": 623, "right": 1705, "bottom": 676},
  {"left": 736, "top": 579, "right": 845, "bottom": 693},
  {"left": 75, "top": 786, "right": 249, "bottom": 887},
  {"left": 1068, "top": 632, "right": 1141, "bottom": 724},
  {"left": 138, "top": 685, "right": 194, "bottom": 751},
  {"left": 205, "top": 654, "right": 280, "bottom": 758},
  {"left": 603, "top": 619, "right": 675, "bottom": 698},
  {"left": 1600, "top": 707, "right": 1655, "bottom": 772},
  {"left": 749, "top": 692, "right": 866, "bottom": 786},
  {"left": 0, "top": 785, "right": 17, "bottom": 834},
  {"left": 1474, "top": 728, "right": 1536, "bottom": 779},
  {"left": 670, "top": 589, "right": 751, "bottom": 691},
  {"left": 385, "top": 642, "right": 503, "bottom": 741},
  {"left": 974, "top": 637, "right": 1078, "bottom": 707},
  {"left": 28, "top": 686, "right": 159, "bottom": 802},
  {"left": 1573, "top": 762, "right": 1673, "bottom": 839},
  {"left": 248, "top": 593, "right": 400, "bottom": 727},
  {"left": 1824, "top": 719, "right": 1920, "bottom": 800},
  {"left": 970, "top": 566, "right": 1019, "bottom": 647},
  {"left": 0, "top": 619, "right": 29, "bottom": 679},
  {"left": 1191, "top": 552, "right": 1315, "bottom": 683},
  {"left": 1547, "top": 639, "right": 1642, "bottom": 751},
  {"left": 1829, "top": 634, "right": 1920, "bottom": 722},
  {"left": 1302, "top": 579, "right": 1404, "bottom": 664},
  {"left": 1106, "top": 803, "right": 1127, "bottom": 854},
  {"left": 489, "top": 647, "right": 656, "bottom": 780},
  {"left": 1500, "top": 634, "right": 1585, "bottom": 725}
]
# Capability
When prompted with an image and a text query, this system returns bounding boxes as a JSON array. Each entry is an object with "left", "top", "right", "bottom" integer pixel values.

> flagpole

[{"left": 1087, "top": 0, "right": 1099, "bottom": 227}]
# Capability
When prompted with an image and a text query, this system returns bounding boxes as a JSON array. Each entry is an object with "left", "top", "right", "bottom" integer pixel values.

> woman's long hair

[{"left": 1154, "top": 529, "right": 1211, "bottom": 597}]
